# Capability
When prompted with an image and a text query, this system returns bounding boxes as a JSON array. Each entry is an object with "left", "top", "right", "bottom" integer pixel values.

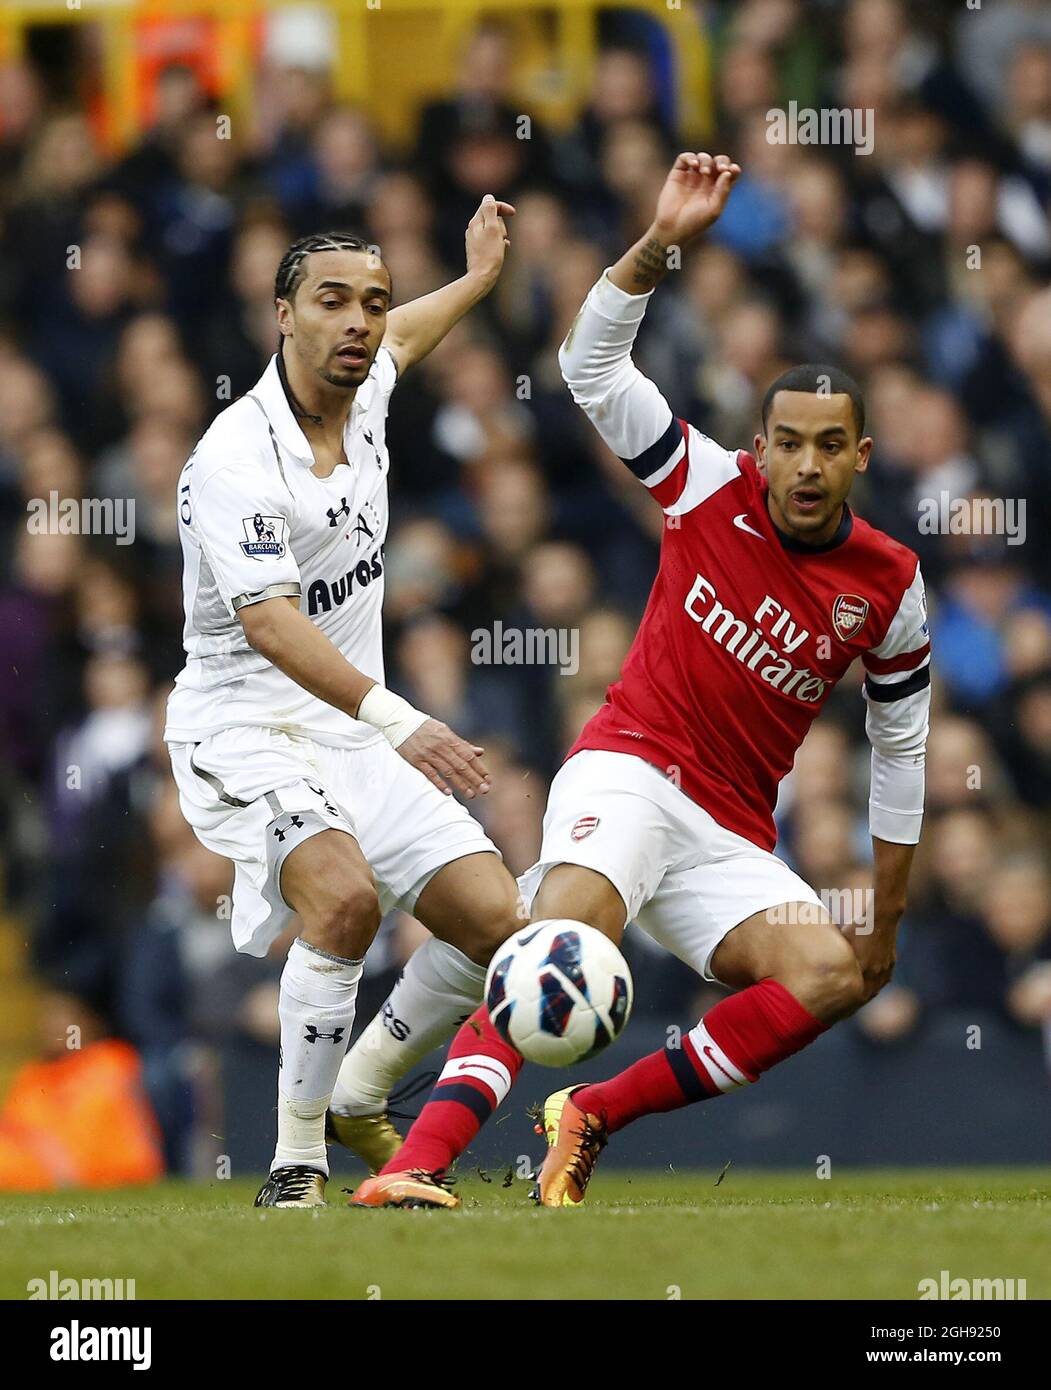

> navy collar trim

[
  {"left": 769, "top": 501, "right": 854, "bottom": 554},
  {"left": 276, "top": 341, "right": 323, "bottom": 426}
]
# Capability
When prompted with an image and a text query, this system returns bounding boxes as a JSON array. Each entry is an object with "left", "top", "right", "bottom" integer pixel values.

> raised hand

[
  {"left": 465, "top": 193, "right": 516, "bottom": 289},
  {"left": 653, "top": 152, "right": 741, "bottom": 248}
]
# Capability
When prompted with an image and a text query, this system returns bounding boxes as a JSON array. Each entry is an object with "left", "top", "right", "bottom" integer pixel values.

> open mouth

[
  {"left": 336, "top": 345, "right": 369, "bottom": 368},
  {"left": 790, "top": 488, "right": 824, "bottom": 513}
]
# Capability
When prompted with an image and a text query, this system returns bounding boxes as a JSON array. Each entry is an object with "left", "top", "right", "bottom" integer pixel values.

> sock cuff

[
  {"left": 749, "top": 978, "right": 828, "bottom": 1042},
  {"left": 436, "top": 1052, "right": 514, "bottom": 1106},
  {"left": 423, "top": 938, "right": 488, "bottom": 992},
  {"left": 293, "top": 937, "right": 365, "bottom": 969},
  {"left": 285, "top": 938, "right": 364, "bottom": 998}
]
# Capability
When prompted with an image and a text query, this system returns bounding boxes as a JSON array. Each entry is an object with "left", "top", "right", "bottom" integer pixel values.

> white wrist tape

[{"left": 356, "top": 684, "right": 430, "bottom": 749}]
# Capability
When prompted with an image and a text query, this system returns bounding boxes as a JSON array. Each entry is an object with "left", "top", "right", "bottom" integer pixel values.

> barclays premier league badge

[{"left": 240, "top": 513, "right": 287, "bottom": 559}]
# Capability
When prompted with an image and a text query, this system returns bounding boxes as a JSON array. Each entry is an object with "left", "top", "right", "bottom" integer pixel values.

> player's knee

[
  {"left": 782, "top": 925, "right": 865, "bottom": 1022},
  {"left": 304, "top": 872, "right": 381, "bottom": 960}
]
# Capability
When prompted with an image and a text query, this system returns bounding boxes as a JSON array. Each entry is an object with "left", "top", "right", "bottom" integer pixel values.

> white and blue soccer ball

[{"left": 485, "top": 920, "right": 634, "bottom": 1066}]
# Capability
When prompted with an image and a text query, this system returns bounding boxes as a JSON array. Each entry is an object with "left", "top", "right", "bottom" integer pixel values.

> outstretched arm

[
  {"left": 383, "top": 193, "right": 515, "bottom": 375},
  {"left": 558, "top": 151, "right": 742, "bottom": 514}
]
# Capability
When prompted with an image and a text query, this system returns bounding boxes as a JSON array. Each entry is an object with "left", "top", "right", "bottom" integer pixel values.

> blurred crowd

[{"left": 1, "top": 0, "right": 1050, "bottom": 1177}]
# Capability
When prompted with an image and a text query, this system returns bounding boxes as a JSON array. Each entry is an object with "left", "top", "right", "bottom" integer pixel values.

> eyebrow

[
  {"left": 772, "top": 422, "right": 849, "bottom": 438},
  {"left": 315, "top": 280, "right": 391, "bottom": 301}
]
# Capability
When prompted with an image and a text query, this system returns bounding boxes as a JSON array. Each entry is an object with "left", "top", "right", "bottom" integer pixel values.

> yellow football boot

[{"left": 326, "top": 1109, "right": 404, "bottom": 1174}]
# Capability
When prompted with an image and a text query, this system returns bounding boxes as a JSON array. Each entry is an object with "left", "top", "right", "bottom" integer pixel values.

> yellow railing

[{"left": 0, "top": 0, "right": 712, "bottom": 155}]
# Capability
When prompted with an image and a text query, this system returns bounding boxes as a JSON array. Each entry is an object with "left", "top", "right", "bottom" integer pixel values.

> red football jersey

[{"left": 569, "top": 429, "right": 928, "bottom": 850}]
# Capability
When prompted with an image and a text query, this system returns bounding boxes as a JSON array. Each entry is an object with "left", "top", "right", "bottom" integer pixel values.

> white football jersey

[{"left": 164, "top": 347, "right": 397, "bottom": 749}]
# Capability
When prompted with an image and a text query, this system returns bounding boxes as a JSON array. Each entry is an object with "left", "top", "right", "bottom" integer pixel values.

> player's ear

[
  {"left": 753, "top": 433, "right": 767, "bottom": 472},
  {"left": 855, "top": 435, "right": 873, "bottom": 473},
  {"left": 275, "top": 297, "right": 293, "bottom": 337}
]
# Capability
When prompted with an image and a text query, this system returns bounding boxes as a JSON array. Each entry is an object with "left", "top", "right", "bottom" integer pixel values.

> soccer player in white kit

[{"left": 165, "top": 203, "right": 524, "bottom": 1207}]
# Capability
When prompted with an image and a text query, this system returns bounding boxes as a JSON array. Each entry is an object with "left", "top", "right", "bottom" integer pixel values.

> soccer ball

[{"left": 485, "top": 920, "right": 634, "bottom": 1066}]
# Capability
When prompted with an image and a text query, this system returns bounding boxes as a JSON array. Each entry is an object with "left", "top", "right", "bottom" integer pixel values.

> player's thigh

[
  {"left": 529, "top": 863, "right": 628, "bottom": 942},
  {"left": 169, "top": 729, "right": 364, "bottom": 958},
  {"left": 636, "top": 850, "right": 828, "bottom": 985},
  {"left": 517, "top": 751, "right": 674, "bottom": 939},
  {"left": 413, "top": 851, "right": 524, "bottom": 964},
  {"left": 280, "top": 828, "right": 381, "bottom": 957},
  {"left": 710, "top": 901, "right": 863, "bottom": 1018},
  {"left": 340, "top": 739, "right": 502, "bottom": 932}
]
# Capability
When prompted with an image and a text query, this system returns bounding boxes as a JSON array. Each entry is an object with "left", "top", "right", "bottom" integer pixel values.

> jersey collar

[
  {"left": 769, "top": 500, "right": 854, "bottom": 554},
  {"left": 252, "top": 353, "right": 368, "bottom": 466}
]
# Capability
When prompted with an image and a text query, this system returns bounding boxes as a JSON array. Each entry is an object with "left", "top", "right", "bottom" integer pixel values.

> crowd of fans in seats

[{"left": 0, "top": 1, "right": 1049, "bottom": 1177}]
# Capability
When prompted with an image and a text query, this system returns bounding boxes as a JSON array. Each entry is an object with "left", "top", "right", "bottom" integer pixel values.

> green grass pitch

[{"left": 2, "top": 1170, "right": 1049, "bottom": 1300}]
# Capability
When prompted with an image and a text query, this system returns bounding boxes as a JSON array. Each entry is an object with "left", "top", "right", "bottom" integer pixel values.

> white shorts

[
  {"left": 517, "top": 749, "right": 822, "bottom": 983},
  {"left": 168, "top": 727, "right": 499, "bottom": 956}
]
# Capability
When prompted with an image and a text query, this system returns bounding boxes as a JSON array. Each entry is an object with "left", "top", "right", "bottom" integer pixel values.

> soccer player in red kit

[{"left": 349, "top": 153, "right": 931, "bottom": 1209}]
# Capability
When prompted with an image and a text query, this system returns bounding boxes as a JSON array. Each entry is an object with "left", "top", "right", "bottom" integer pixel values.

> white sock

[
  {"left": 273, "top": 937, "right": 363, "bottom": 1175},
  {"left": 330, "top": 938, "right": 487, "bottom": 1118}
]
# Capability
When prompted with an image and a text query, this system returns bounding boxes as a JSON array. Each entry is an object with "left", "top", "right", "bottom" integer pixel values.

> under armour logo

[
  {"left": 327, "top": 498, "right": 351, "bottom": 527},
  {"left": 272, "top": 814, "right": 304, "bottom": 842},
  {"left": 304, "top": 1025, "right": 346, "bottom": 1045},
  {"left": 307, "top": 783, "right": 339, "bottom": 817}
]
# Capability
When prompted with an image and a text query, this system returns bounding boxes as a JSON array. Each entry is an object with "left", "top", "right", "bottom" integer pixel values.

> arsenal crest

[
  {"left": 570, "top": 815, "right": 600, "bottom": 842},
  {"left": 832, "top": 594, "right": 869, "bottom": 641}
]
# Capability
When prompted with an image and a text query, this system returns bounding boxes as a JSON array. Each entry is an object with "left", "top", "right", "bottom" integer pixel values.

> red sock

[
  {"left": 381, "top": 1005, "right": 524, "bottom": 1175},
  {"left": 574, "top": 980, "right": 827, "bottom": 1133}
]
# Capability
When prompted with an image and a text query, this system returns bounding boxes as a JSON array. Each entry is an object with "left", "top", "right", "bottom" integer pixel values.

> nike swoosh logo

[
  {"left": 703, "top": 1045, "right": 745, "bottom": 1087},
  {"left": 457, "top": 1061, "right": 505, "bottom": 1079},
  {"left": 733, "top": 513, "right": 766, "bottom": 539}
]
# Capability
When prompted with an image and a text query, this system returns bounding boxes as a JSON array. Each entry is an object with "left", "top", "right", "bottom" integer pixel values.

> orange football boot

[
  {"left": 532, "top": 1086, "right": 608, "bottom": 1207},
  {"left": 349, "top": 1169, "right": 461, "bottom": 1209}
]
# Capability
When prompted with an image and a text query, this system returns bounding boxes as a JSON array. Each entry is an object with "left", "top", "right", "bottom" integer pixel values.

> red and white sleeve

[
  {"left": 558, "top": 269, "right": 739, "bottom": 515},
  {"left": 862, "top": 563, "right": 931, "bottom": 844}
]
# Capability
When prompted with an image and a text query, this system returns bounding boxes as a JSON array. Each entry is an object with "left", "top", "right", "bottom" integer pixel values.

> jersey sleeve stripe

[
  {"left": 624, "top": 412, "right": 683, "bottom": 482},
  {"left": 863, "top": 641, "right": 931, "bottom": 675},
  {"left": 864, "top": 665, "right": 931, "bottom": 702},
  {"left": 231, "top": 580, "right": 303, "bottom": 612},
  {"left": 649, "top": 453, "right": 690, "bottom": 509}
]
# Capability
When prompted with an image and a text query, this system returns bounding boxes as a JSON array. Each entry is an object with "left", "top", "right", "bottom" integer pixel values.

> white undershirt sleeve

[
  {"left": 557, "top": 269, "right": 739, "bottom": 513},
  {"left": 863, "top": 564, "right": 931, "bottom": 844}
]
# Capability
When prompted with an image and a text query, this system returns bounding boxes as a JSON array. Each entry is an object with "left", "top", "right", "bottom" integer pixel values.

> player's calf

[
  {"left": 712, "top": 905, "right": 866, "bottom": 1024},
  {"left": 775, "top": 921, "right": 867, "bottom": 1023},
  {"left": 414, "top": 850, "right": 524, "bottom": 964},
  {"left": 261, "top": 832, "right": 381, "bottom": 1198}
]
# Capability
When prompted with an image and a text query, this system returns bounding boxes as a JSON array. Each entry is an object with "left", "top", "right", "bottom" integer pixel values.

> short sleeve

[
  {"left": 191, "top": 460, "right": 301, "bottom": 616},
  {"left": 373, "top": 345, "right": 399, "bottom": 408},
  {"left": 862, "top": 563, "right": 931, "bottom": 703}
]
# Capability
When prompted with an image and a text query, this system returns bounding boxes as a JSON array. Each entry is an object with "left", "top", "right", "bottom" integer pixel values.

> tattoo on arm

[{"left": 632, "top": 236, "right": 670, "bottom": 290}]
